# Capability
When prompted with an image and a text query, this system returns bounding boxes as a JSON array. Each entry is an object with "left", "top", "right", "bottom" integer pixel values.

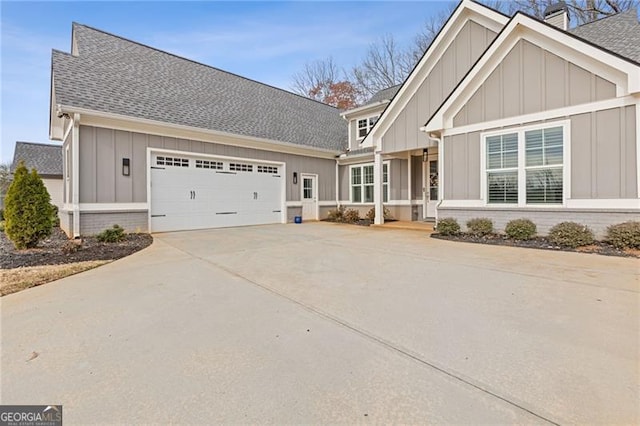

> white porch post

[
  {"left": 373, "top": 149, "right": 383, "bottom": 225},
  {"left": 72, "top": 113, "right": 81, "bottom": 238}
]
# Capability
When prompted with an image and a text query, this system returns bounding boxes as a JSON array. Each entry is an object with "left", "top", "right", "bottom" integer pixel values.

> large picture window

[
  {"left": 350, "top": 163, "right": 388, "bottom": 203},
  {"left": 484, "top": 124, "right": 566, "bottom": 206}
]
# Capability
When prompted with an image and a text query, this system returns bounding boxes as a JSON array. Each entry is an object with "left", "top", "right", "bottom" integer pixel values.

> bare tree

[
  {"left": 291, "top": 57, "right": 340, "bottom": 100},
  {"left": 491, "top": 0, "right": 639, "bottom": 25},
  {"left": 351, "top": 34, "right": 414, "bottom": 98}
]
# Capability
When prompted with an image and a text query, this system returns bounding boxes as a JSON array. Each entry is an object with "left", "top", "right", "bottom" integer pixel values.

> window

[
  {"left": 429, "top": 160, "right": 438, "bottom": 201},
  {"left": 350, "top": 163, "right": 388, "bottom": 203},
  {"left": 257, "top": 165, "right": 278, "bottom": 174},
  {"left": 157, "top": 156, "right": 189, "bottom": 167},
  {"left": 356, "top": 115, "right": 379, "bottom": 140},
  {"left": 483, "top": 124, "right": 565, "bottom": 206},
  {"left": 195, "top": 159, "right": 223, "bottom": 170},
  {"left": 229, "top": 163, "right": 253, "bottom": 172}
]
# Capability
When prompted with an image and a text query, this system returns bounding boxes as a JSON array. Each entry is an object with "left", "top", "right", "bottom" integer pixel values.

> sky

[{"left": 0, "top": 1, "right": 452, "bottom": 163}]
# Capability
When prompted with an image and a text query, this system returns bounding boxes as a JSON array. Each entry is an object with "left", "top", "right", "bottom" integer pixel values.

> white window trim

[
  {"left": 349, "top": 161, "right": 389, "bottom": 203},
  {"left": 356, "top": 115, "right": 380, "bottom": 142},
  {"left": 480, "top": 120, "right": 571, "bottom": 207}
]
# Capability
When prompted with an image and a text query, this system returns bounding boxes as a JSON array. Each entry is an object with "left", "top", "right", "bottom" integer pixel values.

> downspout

[
  {"left": 427, "top": 134, "right": 442, "bottom": 224},
  {"left": 72, "top": 113, "right": 81, "bottom": 238}
]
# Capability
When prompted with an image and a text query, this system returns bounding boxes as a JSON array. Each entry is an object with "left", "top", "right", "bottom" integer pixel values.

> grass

[{"left": 0, "top": 260, "right": 110, "bottom": 296}]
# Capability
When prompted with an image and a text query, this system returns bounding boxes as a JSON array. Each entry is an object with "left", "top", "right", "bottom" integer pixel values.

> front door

[
  {"left": 301, "top": 174, "right": 318, "bottom": 220},
  {"left": 424, "top": 158, "right": 438, "bottom": 218}
]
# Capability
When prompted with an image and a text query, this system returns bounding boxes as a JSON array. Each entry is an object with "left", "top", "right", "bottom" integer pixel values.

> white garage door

[{"left": 150, "top": 152, "right": 283, "bottom": 232}]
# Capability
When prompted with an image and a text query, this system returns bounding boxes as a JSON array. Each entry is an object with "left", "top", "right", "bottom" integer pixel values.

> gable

[
  {"left": 364, "top": 0, "right": 509, "bottom": 152},
  {"left": 382, "top": 19, "right": 499, "bottom": 153},
  {"left": 452, "top": 39, "right": 617, "bottom": 127},
  {"left": 425, "top": 13, "right": 640, "bottom": 133}
]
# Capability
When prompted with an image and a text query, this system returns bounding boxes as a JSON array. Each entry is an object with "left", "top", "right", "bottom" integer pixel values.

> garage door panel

[{"left": 150, "top": 153, "right": 283, "bottom": 232}]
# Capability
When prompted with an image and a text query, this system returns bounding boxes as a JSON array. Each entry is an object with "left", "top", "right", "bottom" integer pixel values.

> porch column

[
  {"left": 373, "top": 149, "right": 383, "bottom": 225},
  {"left": 72, "top": 113, "right": 81, "bottom": 238}
]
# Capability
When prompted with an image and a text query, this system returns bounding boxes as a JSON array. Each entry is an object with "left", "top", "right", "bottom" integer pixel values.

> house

[
  {"left": 50, "top": 0, "right": 639, "bottom": 238},
  {"left": 11, "top": 141, "right": 64, "bottom": 208}
]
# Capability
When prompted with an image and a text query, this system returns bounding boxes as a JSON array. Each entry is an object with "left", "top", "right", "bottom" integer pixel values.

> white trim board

[
  {"left": 286, "top": 201, "right": 337, "bottom": 207},
  {"left": 439, "top": 199, "right": 640, "bottom": 210}
]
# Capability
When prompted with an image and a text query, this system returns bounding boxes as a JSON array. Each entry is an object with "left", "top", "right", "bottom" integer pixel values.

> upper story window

[
  {"left": 483, "top": 123, "right": 566, "bottom": 206},
  {"left": 357, "top": 115, "right": 379, "bottom": 140}
]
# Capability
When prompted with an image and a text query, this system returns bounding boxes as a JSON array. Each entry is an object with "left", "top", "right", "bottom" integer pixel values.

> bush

[
  {"left": 365, "top": 207, "right": 393, "bottom": 222},
  {"left": 0, "top": 209, "right": 3, "bottom": 221},
  {"left": 0, "top": 221, "right": 4, "bottom": 232},
  {"left": 327, "top": 206, "right": 345, "bottom": 222},
  {"left": 437, "top": 217, "right": 460, "bottom": 236},
  {"left": 548, "top": 222, "right": 595, "bottom": 248},
  {"left": 4, "top": 161, "right": 54, "bottom": 249},
  {"left": 466, "top": 218, "right": 494, "bottom": 236},
  {"left": 61, "top": 239, "right": 82, "bottom": 254},
  {"left": 343, "top": 208, "right": 360, "bottom": 224},
  {"left": 505, "top": 219, "right": 537, "bottom": 240},
  {"left": 50, "top": 204, "right": 60, "bottom": 227},
  {"left": 96, "top": 224, "right": 126, "bottom": 243},
  {"left": 606, "top": 221, "right": 640, "bottom": 249}
]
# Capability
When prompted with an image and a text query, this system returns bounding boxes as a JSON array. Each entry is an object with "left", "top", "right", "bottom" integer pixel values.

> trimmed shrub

[
  {"left": 365, "top": 207, "right": 393, "bottom": 222},
  {"left": 0, "top": 221, "right": 4, "bottom": 232},
  {"left": 96, "top": 224, "right": 126, "bottom": 243},
  {"left": 50, "top": 204, "right": 60, "bottom": 227},
  {"left": 505, "top": 218, "right": 537, "bottom": 240},
  {"left": 4, "top": 161, "right": 54, "bottom": 249},
  {"left": 548, "top": 222, "right": 595, "bottom": 248},
  {"left": 466, "top": 218, "right": 494, "bottom": 236},
  {"left": 343, "top": 208, "right": 360, "bottom": 224},
  {"left": 327, "top": 206, "right": 345, "bottom": 222},
  {"left": 606, "top": 221, "right": 640, "bottom": 249},
  {"left": 437, "top": 217, "right": 460, "bottom": 236}
]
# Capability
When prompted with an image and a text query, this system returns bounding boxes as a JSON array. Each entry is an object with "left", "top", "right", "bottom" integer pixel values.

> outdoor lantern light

[
  {"left": 293, "top": 172, "right": 298, "bottom": 184},
  {"left": 122, "top": 158, "right": 130, "bottom": 176},
  {"left": 422, "top": 148, "right": 429, "bottom": 162}
]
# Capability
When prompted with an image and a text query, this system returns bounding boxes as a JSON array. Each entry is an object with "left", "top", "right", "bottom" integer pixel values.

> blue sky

[{"left": 0, "top": 1, "right": 452, "bottom": 163}]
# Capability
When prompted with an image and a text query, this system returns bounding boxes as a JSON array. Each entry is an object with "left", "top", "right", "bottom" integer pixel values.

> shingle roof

[
  {"left": 362, "top": 85, "right": 402, "bottom": 107},
  {"left": 569, "top": 8, "right": 640, "bottom": 63},
  {"left": 52, "top": 23, "right": 347, "bottom": 152},
  {"left": 12, "top": 142, "right": 63, "bottom": 177}
]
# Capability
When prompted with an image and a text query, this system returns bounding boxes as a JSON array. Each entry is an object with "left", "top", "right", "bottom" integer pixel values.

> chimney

[{"left": 544, "top": 1, "right": 570, "bottom": 30}]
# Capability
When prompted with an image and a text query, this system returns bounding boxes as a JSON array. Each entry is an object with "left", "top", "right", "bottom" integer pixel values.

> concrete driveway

[{"left": 1, "top": 223, "right": 638, "bottom": 424}]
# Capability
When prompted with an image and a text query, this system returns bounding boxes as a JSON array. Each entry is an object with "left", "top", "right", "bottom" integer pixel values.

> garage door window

[
  {"left": 195, "top": 159, "right": 223, "bottom": 170},
  {"left": 157, "top": 156, "right": 189, "bottom": 167},
  {"left": 257, "top": 165, "right": 278, "bottom": 174},
  {"left": 229, "top": 163, "right": 253, "bottom": 172}
]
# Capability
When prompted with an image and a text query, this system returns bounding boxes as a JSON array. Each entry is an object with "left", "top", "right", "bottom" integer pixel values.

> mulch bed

[
  {"left": 1, "top": 228, "right": 153, "bottom": 269},
  {"left": 431, "top": 233, "right": 639, "bottom": 258}
]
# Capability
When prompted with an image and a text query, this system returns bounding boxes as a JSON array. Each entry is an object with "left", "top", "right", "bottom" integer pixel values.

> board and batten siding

[
  {"left": 453, "top": 40, "right": 617, "bottom": 126},
  {"left": 382, "top": 20, "right": 497, "bottom": 153},
  {"left": 442, "top": 106, "right": 638, "bottom": 201},
  {"left": 78, "top": 125, "right": 337, "bottom": 204}
]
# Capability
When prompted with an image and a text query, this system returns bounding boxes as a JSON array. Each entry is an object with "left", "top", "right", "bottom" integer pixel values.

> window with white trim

[
  {"left": 350, "top": 163, "right": 388, "bottom": 203},
  {"left": 484, "top": 123, "right": 565, "bottom": 205},
  {"left": 356, "top": 115, "right": 379, "bottom": 140}
]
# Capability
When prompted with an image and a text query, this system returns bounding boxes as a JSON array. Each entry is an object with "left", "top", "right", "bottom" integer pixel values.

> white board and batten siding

[{"left": 149, "top": 150, "right": 285, "bottom": 232}]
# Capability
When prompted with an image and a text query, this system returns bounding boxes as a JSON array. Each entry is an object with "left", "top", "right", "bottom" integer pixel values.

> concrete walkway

[{"left": 1, "top": 223, "right": 638, "bottom": 424}]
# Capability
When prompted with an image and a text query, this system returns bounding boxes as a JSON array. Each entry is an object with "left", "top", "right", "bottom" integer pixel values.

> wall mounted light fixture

[
  {"left": 422, "top": 148, "right": 429, "bottom": 162},
  {"left": 293, "top": 172, "right": 298, "bottom": 185},
  {"left": 122, "top": 158, "right": 130, "bottom": 176}
]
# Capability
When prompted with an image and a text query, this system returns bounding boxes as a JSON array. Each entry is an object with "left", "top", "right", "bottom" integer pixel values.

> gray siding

[
  {"left": 453, "top": 40, "right": 617, "bottom": 126},
  {"left": 438, "top": 207, "right": 638, "bottom": 239},
  {"left": 382, "top": 20, "right": 497, "bottom": 153},
  {"left": 390, "top": 159, "right": 408, "bottom": 200},
  {"left": 338, "top": 165, "right": 349, "bottom": 200},
  {"left": 60, "top": 210, "right": 148, "bottom": 236},
  {"left": 411, "top": 155, "right": 423, "bottom": 200},
  {"left": 443, "top": 132, "right": 481, "bottom": 200},
  {"left": 78, "top": 125, "right": 337, "bottom": 203},
  {"left": 571, "top": 106, "right": 637, "bottom": 199},
  {"left": 442, "top": 106, "right": 637, "bottom": 202}
]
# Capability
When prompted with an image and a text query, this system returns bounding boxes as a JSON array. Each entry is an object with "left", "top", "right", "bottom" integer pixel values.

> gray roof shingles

[
  {"left": 363, "top": 84, "right": 402, "bottom": 107},
  {"left": 569, "top": 8, "right": 640, "bottom": 63},
  {"left": 53, "top": 24, "right": 347, "bottom": 152},
  {"left": 12, "top": 142, "right": 63, "bottom": 177}
]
